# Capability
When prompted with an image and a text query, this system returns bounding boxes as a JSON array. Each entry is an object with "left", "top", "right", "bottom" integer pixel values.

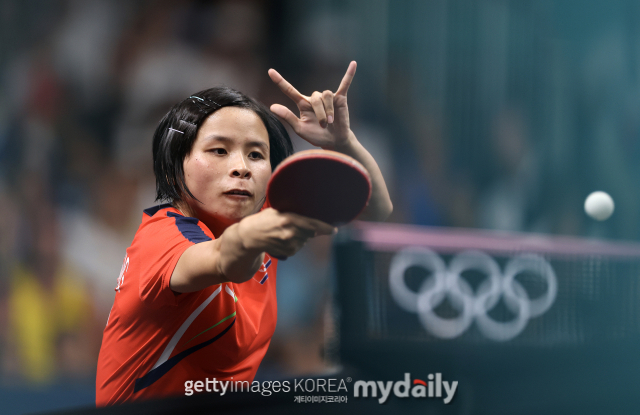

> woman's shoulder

[{"left": 135, "top": 203, "right": 214, "bottom": 244}]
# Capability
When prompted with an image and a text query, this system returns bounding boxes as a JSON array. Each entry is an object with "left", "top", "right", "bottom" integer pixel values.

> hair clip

[
  {"left": 168, "top": 127, "right": 184, "bottom": 134},
  {"left": 189, "top": 95, "right": 220, "bottom": 113}
]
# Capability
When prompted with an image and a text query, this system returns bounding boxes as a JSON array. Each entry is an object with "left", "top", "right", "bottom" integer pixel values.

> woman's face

[{"left": 182, "top": 106, "right": 271, "bottom": 234}]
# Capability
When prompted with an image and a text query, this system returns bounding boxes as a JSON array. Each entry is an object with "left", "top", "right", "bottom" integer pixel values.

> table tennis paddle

[{"left": 267, "top": 149, "right": 372, "bottom": 226}]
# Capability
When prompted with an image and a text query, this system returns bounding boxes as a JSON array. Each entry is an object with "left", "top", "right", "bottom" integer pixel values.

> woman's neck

[{"left": 172, "top": 200, "right": 229, "bottom": 239}]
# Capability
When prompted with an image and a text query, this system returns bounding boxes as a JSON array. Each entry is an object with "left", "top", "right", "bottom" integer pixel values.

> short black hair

[{"left": 152, "top": 86, "right": 293, "bottom": 203}]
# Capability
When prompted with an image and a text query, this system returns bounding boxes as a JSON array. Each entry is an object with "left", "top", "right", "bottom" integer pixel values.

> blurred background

[{"left": 1, "top": 0, "right": 640, "bottom": 413}]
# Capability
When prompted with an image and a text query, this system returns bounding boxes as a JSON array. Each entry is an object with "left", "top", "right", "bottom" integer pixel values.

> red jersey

[{"left": 96, "top": 204, "right": 278, "bottom": 406}]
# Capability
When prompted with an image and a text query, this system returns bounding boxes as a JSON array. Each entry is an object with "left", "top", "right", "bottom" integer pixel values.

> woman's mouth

[{"left": 224, "top": 189, "right": 252, "bottom": 198}]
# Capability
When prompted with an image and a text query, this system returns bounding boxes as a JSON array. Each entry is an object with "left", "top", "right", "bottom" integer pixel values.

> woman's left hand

[{"left": 268, "top": 61, "right": 356, "bottom": 150}]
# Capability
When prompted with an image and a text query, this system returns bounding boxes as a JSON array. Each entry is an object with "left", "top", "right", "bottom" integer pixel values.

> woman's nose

[{"left": 230, "top": 153, "right": 251, "bottom": 178}]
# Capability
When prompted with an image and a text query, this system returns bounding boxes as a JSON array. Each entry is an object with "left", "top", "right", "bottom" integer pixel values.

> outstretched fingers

[
  {"left": 270, "top": 103, "right": 301, "bottom": 132},
  {"left": 285, "top": 213, "right": 336, "bottom": 236},
  {"left": 268, "top": 68, "right": 307, "bottom": 106},
  {"left": 335, "top": 61, "right": 357, "bottom": 97}
]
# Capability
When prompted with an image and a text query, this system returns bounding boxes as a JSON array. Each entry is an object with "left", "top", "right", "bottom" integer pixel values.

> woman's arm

[
  {"left": 268, "top": 61, "right": 393, "bottom": 221},
  {"left": 169, "top": 209, "right": 335, "bottom": 293},
  {"left": 332, "top": 131, "right": 392, "bottom": 221}
]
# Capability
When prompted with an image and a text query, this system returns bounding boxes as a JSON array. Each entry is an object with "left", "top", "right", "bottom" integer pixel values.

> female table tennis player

[{"left": 95, "top": 61, "right": 392, "bottom": 405}]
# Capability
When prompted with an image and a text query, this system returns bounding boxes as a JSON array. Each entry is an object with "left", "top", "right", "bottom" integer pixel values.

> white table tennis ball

[{"left": 584, "top": 191, "right": 614, "bottom": 221}]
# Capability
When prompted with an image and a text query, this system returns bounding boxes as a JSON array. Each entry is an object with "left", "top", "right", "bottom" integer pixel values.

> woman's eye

[
  {"left": 210, "top": 148, "right": 227, "bottom": 155},
  {"left": 249, "top": 151, "right": 264, "bottom": 160}
]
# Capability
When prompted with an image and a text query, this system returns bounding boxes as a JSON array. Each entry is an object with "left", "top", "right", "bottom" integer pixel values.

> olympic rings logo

[{"left": 389, "top": 248, "right": 558, "bottom": 341}]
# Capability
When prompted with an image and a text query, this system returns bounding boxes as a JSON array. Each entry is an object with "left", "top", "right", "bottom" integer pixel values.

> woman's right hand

[
  {"left": 171, "top": 208, "right": 336, "bottom": 292},
  {"left": 236, "top": 208, "right": 336, "bottom": 259}
]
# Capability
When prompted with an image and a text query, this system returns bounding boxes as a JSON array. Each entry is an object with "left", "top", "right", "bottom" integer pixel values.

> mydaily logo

[{"left": 353, "top": 373, "right": 458, "bottom": 404}]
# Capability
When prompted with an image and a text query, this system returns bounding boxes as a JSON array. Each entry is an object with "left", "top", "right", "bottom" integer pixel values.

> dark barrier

[{"left": 334, "top": 221, "right": 640, "bottom": 414}]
